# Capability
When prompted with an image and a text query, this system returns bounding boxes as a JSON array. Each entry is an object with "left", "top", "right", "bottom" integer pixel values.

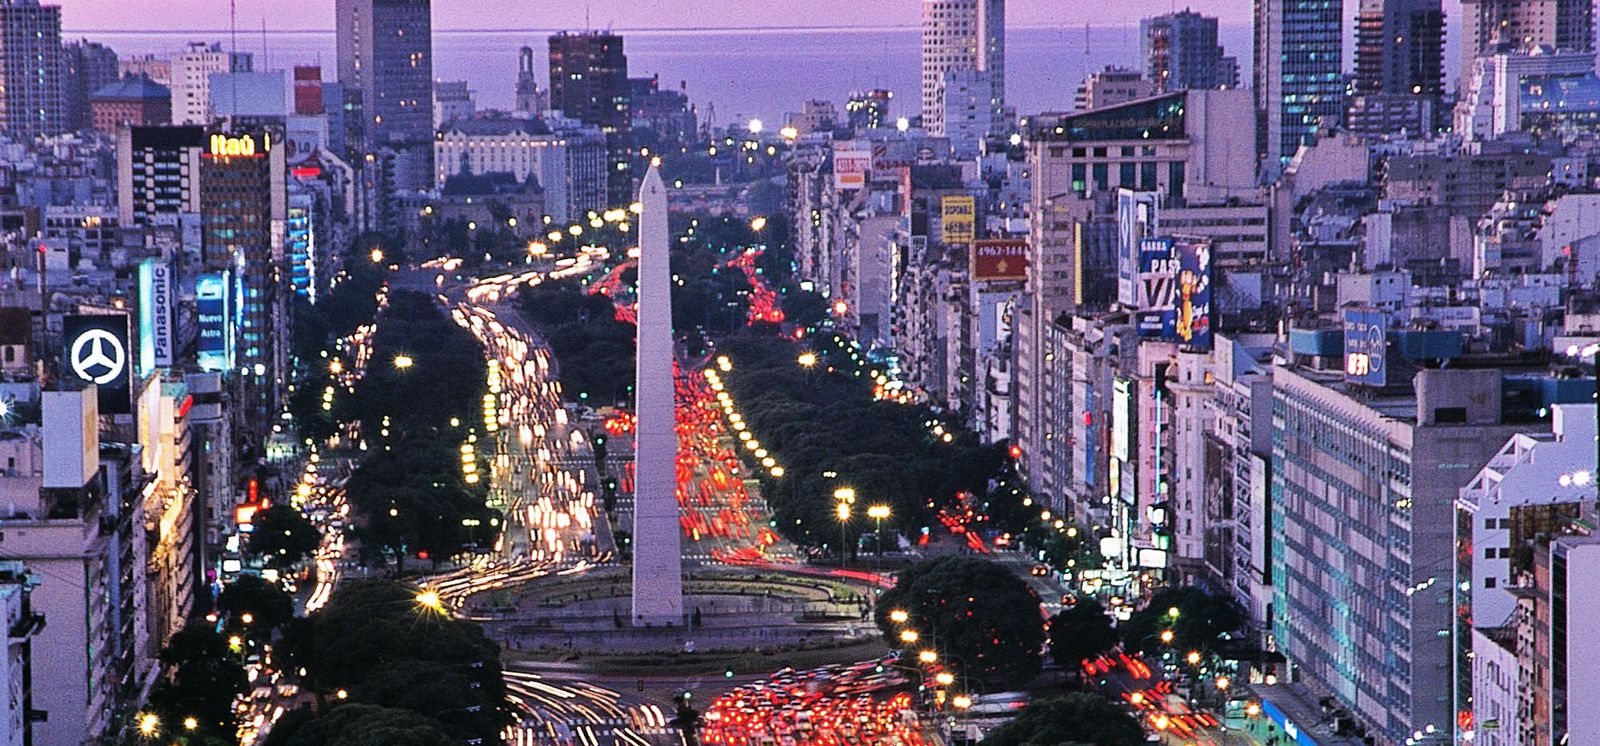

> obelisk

[{"left": 631, "top": 160, "right": 685, "bottom": 625}]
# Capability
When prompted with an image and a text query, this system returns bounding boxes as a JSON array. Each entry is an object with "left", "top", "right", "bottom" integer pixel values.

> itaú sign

[{"left": 209, "top": 132, "right": 268, "bottom": 157}]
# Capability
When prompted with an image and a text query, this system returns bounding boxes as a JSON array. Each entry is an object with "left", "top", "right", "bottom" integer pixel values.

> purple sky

[{"left": 64, "top": 0, "right": 1260, "bottom": 31}]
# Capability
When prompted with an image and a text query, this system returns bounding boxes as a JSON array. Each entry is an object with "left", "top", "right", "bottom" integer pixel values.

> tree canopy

[
  {"left": 981, "top": 694, "right": 1147, "bottom": 746},
  {"left": 1120, "top": 585, "right": 1245, "bottom": 658},
  {"left": 874, "top": 556, "right": 1044, "bottom": 688},
  {"left": 1048, "top": 597, "right": 1119, "bottom": 670},
  {"left": 247, "top": 505, "right": 321, "bottom": 568}
]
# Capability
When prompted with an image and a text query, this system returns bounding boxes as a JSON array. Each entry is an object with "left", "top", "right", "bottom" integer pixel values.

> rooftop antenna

[{"left": 262, "top": 19, "right": 269, "bottom": 71}]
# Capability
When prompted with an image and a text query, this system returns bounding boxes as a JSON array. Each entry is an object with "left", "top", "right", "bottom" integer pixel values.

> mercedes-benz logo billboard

[{"left": 62, "top": 314, "right": 132, "bottom": 414}]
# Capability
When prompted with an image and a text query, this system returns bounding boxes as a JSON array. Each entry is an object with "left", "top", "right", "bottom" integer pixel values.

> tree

[
  {"left": 247, "top": 505, "right": 321, "bottom": 568},
  {"left": 874, "top": 556, "right": 1044, "bottom": 688},
  {"left": 981, "top": 694, "right": 1146, "bottom": 746},
  {"left": 287, "top": 580, "right": 507, "bottom": 728},
  {"left": 1121, "top": 585, "right": 1245, "bottom": 658},
  {"left": 348, "top": 660, "right": 502, "bottom": 745},
  {"left": 1048, "top": 598, "right": 1118, "bottom": 670},
  {"left": 142, "top": 626, "right": 249, "bottom": 744},
  {"left": 217, "top": 574, "right": 296, "bottom": 635},
  {"left": 281, "top": 704, "right": 454, "bottom": 746}
]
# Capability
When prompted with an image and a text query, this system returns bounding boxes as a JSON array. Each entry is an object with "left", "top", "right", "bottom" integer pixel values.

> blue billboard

[
  {"left": 1135, "top": 237, "right": 1212, "bottom": 350},
  {"left": 196, "top": 272, "right": 234, "bottom": 372},
  {"left": 1343, "top": 308, "right": 1389, "bottom": 387}
]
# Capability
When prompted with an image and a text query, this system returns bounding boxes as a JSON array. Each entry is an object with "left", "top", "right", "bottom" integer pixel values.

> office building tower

[
  {"left": 846, "top": 89, "right": 893, "bottom": 131},
  {"left": 293, "top": 66, "right": 324, "bottom": 115},
  {"left": 433, "top": 79, "right": 473, "bottom": 129},
  {"left": 1460, "top": 0, "right": 1593, "bottom": 84},
  {"left": 337, "top": 0, "right": 434, "bottom": 186},
  {"left": 13, "top": 390, "right": 150, "bottom": 746},
  {"left": 1141, "top": 10, "right": 1239, "bottom": 93},
  {"left": 1074, "top": 66, "right": 1154, "bottom": 112},
  {"left": 116, "top": 125, "right": 204, "bottom": 228},
  {"left": 549, "top": 31, "right": 632, "bottom": 206},
  {"left": 169, "top": 42, "right": 252, "bottom": 126},
  {"left": 201, "top": 125, "right": 287, "bottom": 441},
  {"left": 922, "top": 0, "right": 1005, "bottom": 140},
  {"left": 515, "top": 46, "right": 547, "bottom": 114},
  {"left": 1271, "top": 365, "right": 1532, "bottom": 746},
  {"left": 0, "top": 0, "right": 65, "bottom": 139},
  {"left": 1255, "top": 0, "right": 1345, "bottom": 176},
  {"left": 63, "top": 40, "right": 119, "bottom": 132},
  {"left": 1348, "top": 0, "right": 1445, "bottom": 135}
]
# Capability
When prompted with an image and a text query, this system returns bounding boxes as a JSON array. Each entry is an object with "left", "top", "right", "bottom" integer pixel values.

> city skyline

[{"left": 62, "top": 0, "right": 1353, "bottom": 31}]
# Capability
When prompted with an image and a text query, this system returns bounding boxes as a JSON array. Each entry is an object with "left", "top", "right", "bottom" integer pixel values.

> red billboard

[{"left": 972, "top": 239, "right": 1029, "bottom": 281}]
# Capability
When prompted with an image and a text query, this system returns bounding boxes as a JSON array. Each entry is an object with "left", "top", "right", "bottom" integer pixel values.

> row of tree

[{"left": 266, "top": 580, "right": 510, "bottom": 746}]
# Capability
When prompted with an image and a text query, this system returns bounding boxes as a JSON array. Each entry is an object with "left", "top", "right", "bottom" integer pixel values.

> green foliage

[
  {"left": 246, "top": 506, "right": 321, "bottom": 569},
  {"left": 519, "top": 281, "right": 635, "bottom": 406},
  {"left": 874, "top": 556, "right": 1044, "bottom": 688},
  {"left": 140, "top": 626, "right": 248, "bottom": 744},
  {"left": 1048, "top": 598, "right": 1118, "bottom": 669},
  {"left": 217, "top": 574, "right": 296, "bottom": 635},
  {"left": 1120, "top": 585, "right": 1246, "bottom": 657},
  {"left": 280, "top": 580, "right": 509, "bottom": 743},
  {"left": 714, "top": 332, "right": 1008, "bottom": 549},
  {"left": 279, "top": 704, "right": 455, "bottom": 746},
  {"left": 343, "top": 430, "right": 495, "bottom": 562},
  {"left": 348, "top": 290, "right": 486, "bottom": 436},
  {"left": 981, "top": 694, "right": 1147, "bottom": 746}
]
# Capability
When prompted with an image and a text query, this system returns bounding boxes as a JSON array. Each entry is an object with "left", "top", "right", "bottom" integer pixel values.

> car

[{"left": 1030, "top": 564, "right": 1050, "bottom": 577}]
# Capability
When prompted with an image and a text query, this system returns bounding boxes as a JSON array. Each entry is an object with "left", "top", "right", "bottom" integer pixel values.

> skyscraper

[
  {"left": 1254, "top": 0, "right": 1345, "bottom": 177},
  {"left": 337, "top": 0, "right": 434, "bottom": 186},
  {"left": 921, "top": 0, "right": 1005, "bottom": 140},
  {"left": 1460, "top": 0, "right": 1593, "bottom": 83},
  {"left": 0, "top": 0, "right": 65, "bottom": 139},
  {"left": 1348, "top": 0, "right": 1445, "bottom": 135},
  {"left": 1140, "top": 10, "right": 1239, "bottom": 93},
  {"left": 515, "top": 46, "right": 547, "bottom": 114},
  {"left": 549, "top": 32, "right": 631, "bottom": 207},
  {"left": 63, "top": 40, "right": 119, "bottom": 132},
  {"left": 169, "top": 42, "right": 252, "bottom": 126}
]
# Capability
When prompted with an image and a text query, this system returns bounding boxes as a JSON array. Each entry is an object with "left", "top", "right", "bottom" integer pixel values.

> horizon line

[{"left": 65, "top": 20, "right": 1190, "bottom": 35}]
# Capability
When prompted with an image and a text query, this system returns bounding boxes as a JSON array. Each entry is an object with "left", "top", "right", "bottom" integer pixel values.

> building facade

[
  {"left": 169, "top": 42, "right": 252, "bottom": 126},
  {"left": 548, "top": 31, "right": 632, "bottom": 208},
  {"left": 0, "top": 0, "right": 65, "bottom": 140},
  {"left": 1255, "top": 0, "right": 1345, "bottom": 175},
  {"left": 1140, "top": 10, "right": 1239, "bottom": 94},
  {"left": 921, "top": 0, "right": 1005, "bottom": 139}
]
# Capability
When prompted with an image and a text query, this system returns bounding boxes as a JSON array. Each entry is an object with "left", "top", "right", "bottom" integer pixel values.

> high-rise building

[
  {"left": 515, "top": 46, "right": 546, "bottom": 114},
  {"left": 63, "top": 39, "right": 119, "bottom": 132},
  {"left": 1348, "top": 0, "right": 1445, "bottom": 135},
  {"left": 1460, "top": 0, "right": 1594, "bottom": 84},
  {"left": 433, "top": 80, "right": 473, "bottom": 129},
  {"left": 116, "top": 125, "right": 205, "bottom": 228},
  {"left": 1074, "top": 66, "right": 1154, "bottom": 112},
  {"left": 549, "top": 31, "right": 632, "bottom": 207},
  {"left": 0, "top": 0, "right": 65, "bottom": 139},
  {"left": 1255, "top": 0, "right": 1345, "bottom": 176},
  {"left": 1271, "top": 366, "right": 1532, "bottom": 746},
  {"left": 845, "top": 89, "right": 893, "bottom": 131},
  {"left": 921, "top": 0, "right": 1005, "bottom": 141},
  {"left": 1140, "top": 10, "right": 1239, "bottom": 93},
  {"left": 201, "top": 125, "right": 287, "bottom": 441},
  {"left": 337, "top": 0, "right": 434, "bottom": 186},
  {"left": 169, "top": 42, "right": 252, "bottom": 126}
]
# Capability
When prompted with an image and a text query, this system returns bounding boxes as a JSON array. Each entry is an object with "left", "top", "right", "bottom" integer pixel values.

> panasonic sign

[{"left": 138, "top": 259, "right": 174, "bottom": 375}]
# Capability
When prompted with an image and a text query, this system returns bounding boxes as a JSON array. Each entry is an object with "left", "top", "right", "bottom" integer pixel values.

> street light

[
  {"left": 835, "top": 501, "right": 852, "bottom": 563},
  {"left": 918, "top": 649, "right": 938, "bottom": 664},
  {"left": 183, "top": 717, "right": 198, "bottom": 731},
  {"left": 1160, "top": 629, "right": 1175, "bottom": 644},
  {"left": 889, "top": 609, "right": 909, "bottom": 624},
  {"left": 934, "top": 671, "right": 955, "bottom": 686},
  {"left": 797, "top": 352, "right": 817, "bottom": 368},
  {"left": 899, "top": 629, "right": 919, "bottom": 644},
  {"left": 137, "top": 713, "right": 159, "bottom": 737},
  {"left": 394, "top": 355, "right": 415, "bottom": 369},
  {"left": 416, "top": 589, "right": 443, "bottom": 612},
  {"left": 951, "top": 694, "right": 972, "bottom": 710},
  {"left": 1186, "top": 651, "right": 1202, "bottom": 666}
]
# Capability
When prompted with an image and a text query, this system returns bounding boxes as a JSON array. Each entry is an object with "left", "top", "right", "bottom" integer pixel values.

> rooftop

[{"left": 90, "top": 75, "right": 169, "bottom": 101}]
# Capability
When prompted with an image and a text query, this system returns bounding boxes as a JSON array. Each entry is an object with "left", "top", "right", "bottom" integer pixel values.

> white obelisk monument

[{"left": 631, "top": 160, "right": 685, "bottom": 625}]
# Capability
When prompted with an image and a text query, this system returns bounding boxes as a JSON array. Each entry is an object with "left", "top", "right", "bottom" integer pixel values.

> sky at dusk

[{"left": 63, "top": 0, "right": 1270, "bottom": 32}]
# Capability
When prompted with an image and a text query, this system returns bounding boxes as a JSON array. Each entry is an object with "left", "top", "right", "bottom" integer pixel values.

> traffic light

[{"left": 724, "top": 668, "right": 734, "bottom": 679}]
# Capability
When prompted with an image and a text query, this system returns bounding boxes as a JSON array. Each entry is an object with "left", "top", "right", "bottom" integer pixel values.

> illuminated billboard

[
  {"left": 1135, "top": 236, "right": 1212, "bottom": 350},
  {"left": 972, "top": 238, "right": 1028, "bottom": 282},
  {"left": 196, "top": 272, "right": 234, "bottom": 372},
  {"left": 940, "top": 195, "right": 976, "bottom": 245},
  {"left": 1343, "top": 308, "right": 1389, "bottom": 387},
  {"left": 63, "top": 314, "right": 132, "bottom": 415},
  {"left": 833, "top": 146, "right": 872, "bottom": 191},
  {"left": 138, "top": 259, "right": 174, "bottom": 375}
]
